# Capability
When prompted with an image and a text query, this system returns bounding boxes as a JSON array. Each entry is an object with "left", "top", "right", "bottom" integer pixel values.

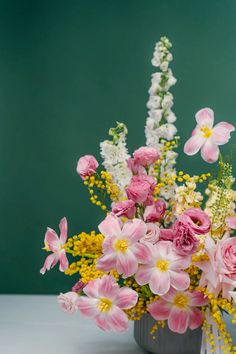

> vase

[{"left": 134, "top": 314, "right": 202, "bottom": 354}]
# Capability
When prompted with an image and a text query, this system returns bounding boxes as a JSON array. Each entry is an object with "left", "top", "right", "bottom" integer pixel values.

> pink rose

[
  {"left": 72, "top": 280, "right": 86, "bottom": 293},
  {"left": 112, "top": 200, "right": 136, "bottom": 219},
  {"left": 127, "top": 158, "right": 146, "bottom": 175},
  {"left": 217, "top": 234, "right": 236, "bottom": 275},
  {"left": 180, "top": 208, "right": 211, "bottom": 235},
  {"left": 172, "top": 220, "right": 199, "bottom": 256},
  {"left": 133, "top": 146, "right": 160, "bottom": 167},
  {"left": 58, "top": 292, "right": 80, "bottom": 314},
  {"left": 143, "top": 199, "right": 166, "bottom": 222},
  {"left": 126, "top": 175, "right": 156, "bottom": 204},
  {"left": 141, "top": 223, "right": 160, "bottom": 244},
  {"left": 76, "top": 155, "right": 99, "bottom": 180}
]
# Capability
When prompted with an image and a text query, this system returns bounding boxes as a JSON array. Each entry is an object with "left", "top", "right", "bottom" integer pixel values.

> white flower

[
  {"left": 161, "top": 93, "right": 173, "bottom": 110},
  {"left": 148, "top": 109, "right": 163, "bottom": 122},
  {"left": 147, "top": 95, "right": 161, "bottom": 109},
  {"left": 156, "top": 123, "right": 177, "bottom": 140},
  {"left": 160, "top": 61, "right": 169, "bottom": 72},
  {"left": 166, "top": 110, "right": 176, "bottom": 123}
]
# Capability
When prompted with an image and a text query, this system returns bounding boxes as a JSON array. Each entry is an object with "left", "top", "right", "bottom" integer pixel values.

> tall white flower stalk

[
  {"left": 145, "top": 36, "right": 178, "bottom": 201},
  {"left": 100, "top": 122, "right": 132, "bottom": 194}
]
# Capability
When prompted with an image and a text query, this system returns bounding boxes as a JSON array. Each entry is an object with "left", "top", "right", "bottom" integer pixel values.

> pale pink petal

[
  {"left": 170, "top": 254, "right": 191, "bottom": 270},
  {"left": 77, "top": 296, "right": 99, "bottom": 317},
  {"left": 135, "top": 265, "right": 154, "bottom": 285},
  {"left": 121, "top": 219, "right": 147, "bottom": 243},
  {"left": 148, "top": 299, "right": 171, "bottom": 320},
  {"left": 168, "top": 307, "right": 190, "bottom": 334},
  {"left": 83, "top": 278, "right": 100, "bottom": 298},
  {"left": 201, "top": 139, "right": 219, "bottom": 163},
  {"left": 116, "top": 250, "right": 138, "bottom": 278},
  {"left": 45, "top": 227, "right": 60, "bottom": 252},
  {"left": 149, "top": 271, "right": 170, "bottom": 296},
  {"left": 169, "top": 270, "right": 190, "bottom": 291},
  {"left": 214, "top": 121, "right": 235, "bottom": 133},
  {"left": 115, "top": 287, "right": 138, "bottom": 309},
  {"left": 59, "top": 217, "right": 68, "bottom": 244},
  {"left": 188, "top": 291, "right": 209, "bottom": 307},
  {"left": 95, "top": 313, "right": 111, "bottom": 331},
  {"left": 195, "top": 108, "right": 214, "bottom": 128},
  {"left": 96, "top": 253, "right": 117, "bottom": 272},
  {"left": 159, "top": 229, "right": 175, "bottom": 241},
  {"left": 189, "top": 308, "right": 204, "bottom": 330},
  {"left": 162, "top": 287, "right": 177, "bottom": 302},
  {"left": 131, "top": 242, "right": 151, "bottom": 263},
  {"left": 59, "top": 249, "right": 69, "bottom": 272},
  {"left": 98, "top": 275, "right": 119, "bottom": 300},
  {"left": 184, "top": 135, "right": 205, "bottom": 156},
  {"left": 225, "top": 216, "right": 236, "bottom": 229},
  {"left": 102, "top": 235, "right": 116, "bottom": 252},
  {"left": 98, "top": 214, "right": 122, "bottom": 237},
  {"left": 108, "top": 306, "right": 129, "bottom": 332},
  {"left": 40, "top": 253, "right": 59, "bottom": 274}
]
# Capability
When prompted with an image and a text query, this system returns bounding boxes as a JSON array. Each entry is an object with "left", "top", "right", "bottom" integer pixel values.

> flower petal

[
  {"left": 225, "top": 216, "right": 236, "bottom": 229},
  {"left": 83, "top": 279, "right": 100, "bottom": 298},
  {"left": 59, "top": 217, "right": 68, "bottom": 244},
  {"left": 40, "top": 253, "right": 59, "bottom": 274},
  {"left": 96, "top": 253, "right": 117, "bottom": 272},
  {"left": 116, "top": 250, "right": 138, "bottom": 278},
  {"left": 169, "top": 254, "right": 191, "bottom": 270},
  {"left": 168, "top": 307, "right": 190, "bottom": 334},
  {"left": 108, "top": 306, "right": 129, "bottom": 332},
  {"left": 121, "top": 219, "right": 147, "bottom": 243},
  {"left": 189, "top": 308, "right": 204, "bottom": 330},
  {"left": 97, "top": 275, "right": 119, "bottom": 300},
  {"left": 201, "top": 139, "right": 219, "bottom": 163},
  {"left": 149, "top": 270, "right": 170, "bottom": 296},
  {"left": 184, "top": 135, "right": 205, "bottom": 156},
  {"left": 148, "top": 299, "right": 171, "bottom": 320},
  {"left": 188, "top": 291, "right": 209, "bottom": 307},
  {"left": 77, "top": 296, "right": 99, "bottom": 317},
  {"left": 95, "top": 313, "right": 111, "bottom": 331},
  {"left": 44, "top": 227, "right": 60, "bottom": 252},
  {"left": 98, "top": 214, "right": 122, "bottom": 237},
  {"left": 195, "top": 108, "right": 214, "bottom": 128},
  {"left": 131, "top": 242, "right": 151, "bottom": 263},
  {"left": 214, "top": 121, "right": 235, "bottom": 133},
  {"left": 59, "top": 249, "right": 69, "bottom": 272},
  {"left": 135, "top": 265, "right": 154, "bottom": 286},
  {"left": 169, "top": 270, "right": 190, "bottom": 291},
  {"left": 114, "top": 287, "right": 138, "bottom": 309}
]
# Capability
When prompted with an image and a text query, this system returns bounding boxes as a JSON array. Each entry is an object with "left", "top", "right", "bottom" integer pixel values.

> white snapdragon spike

[
  {"left": 145, "top": 37, "right": 178, "bottom": 203},
  {"left": 100, "top": 122, "right": 132, "bottom": 193}
]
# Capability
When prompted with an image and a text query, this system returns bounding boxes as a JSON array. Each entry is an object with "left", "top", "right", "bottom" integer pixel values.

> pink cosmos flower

[
  {"left": 180, "top": 208, "right": 211, "bottom": 235},
  {"left": 141, "top": 223, "right": 160, "bottom": 245},
  {"left": 135, "top": 241, "right": 191, "bottom": 296},
  {"left": 77, "top": 275, "right": 138, "bottom": 332},
  {"left": 72, "top": 279, "right": 86, "bottom": 293},
  {"left": 112, "top": 200, "right": 136, "bottom": 219},
  {"left": 143, "top": 199, "right": 166, "bottom": 222},
  {"left": 195, "top": 234, "right": 236, "bottom": 300},
  {"left": 97, "top": 214, "right": 150, "bottom": 278},
  {"left": 58, "top": 291, "right": 80, "bottom": 314},
  {"left": 226, "top": 215, "right": 236, "bottom": 230},
  {"left": 76, "top": 155, "right": 99, "bottom": 179},
  {"left": 40, "top": 217, "right": 69, "bottom": 274},
  {"left": 126, "top": 174, "right": 156, "bottom": 205},
  {"left": 148, "top": 288, "right": 208, "bottom": 334},
  {"left": 184, "top": 108, "right": 235, "bottom": 163},
  {"left": 133, "top": 146, "right": 160, "bottom": 167}
]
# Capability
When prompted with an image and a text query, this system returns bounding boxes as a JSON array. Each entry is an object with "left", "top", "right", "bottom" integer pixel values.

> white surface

[{"left": 0, "top": 295, "right": 144, "bottom": 354}]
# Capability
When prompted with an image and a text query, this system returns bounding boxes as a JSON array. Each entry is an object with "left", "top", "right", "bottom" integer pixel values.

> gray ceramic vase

[{"left": 134, "top": 314, "right": 202, "bottom": 354}]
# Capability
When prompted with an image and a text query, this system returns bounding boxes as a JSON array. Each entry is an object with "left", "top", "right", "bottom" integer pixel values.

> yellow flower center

[
  {"left": 115, "top": 239, "right": 128, "bottom": 253},
  {"left": 156, "top": 259, "right": 169, "bottom": 272},
  {"left": 200, "top": 126, "right": 213, "bottom": 138},
  {"left": 173, "top": 293, "right": 189, "bottom": 309},
  {"left": 98, "top": 298, "right": 113, "bottom": 313}
]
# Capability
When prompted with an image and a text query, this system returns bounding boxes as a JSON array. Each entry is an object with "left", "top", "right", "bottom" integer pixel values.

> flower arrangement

[{"left": 40, "top": 37, "right": 236, "bottom": 353}]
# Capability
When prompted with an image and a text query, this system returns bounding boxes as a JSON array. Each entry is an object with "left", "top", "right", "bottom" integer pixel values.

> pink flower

[
  {"left": 72, "top": 280, "right": 86, "bottom": 293},
  {"left": 143, "top": 199, "right": 166, "bottom": 222},
  {"left": 180, "top": 208, "right": 211, "bottom": 235},
  {"left": 112, "top": 200, "right": 136, "bottom": 219},
  {"left": 135, "top": 241, "right": 191, "bottom": 296},
  {"left": 127, "top": 157, "right": 146, "bottom": 175},
  {"left": 184, "top": 108, "right": 235, "bottom": 163},
  {"left": 141, "top": 223, "right": 160, "bottom": 245},
  {"left": 40, "top": 217, "right": 69, "bottom": 274},
  {"left": 76, "top": 155, "right": 99, "bottom": 179},
  {"left": 126, "top": 174, "right": 156, "bottom": 204},
  {"left": 97, "top": 214, "right": 150, "bottom": 278},
  {"left": 172, "top": 220, "right": 199, "bottom": 256},
  {"left": 133, "top": 146, "right": 160, "bottom": 167},
  {"left": 196, "top": 234, "right": 236, "bottom": 300},
  {"left": 77, "top": 275, "right": 138, "bottom": 332},
  {"left": 226, "top": 215, "right": 236, "bottom": 229},
  {"left": 148, "top": 288, "right": 208, "bottom": 334},
  {"left": 58, "top": 291, "right": 80, "bottom": 314}
]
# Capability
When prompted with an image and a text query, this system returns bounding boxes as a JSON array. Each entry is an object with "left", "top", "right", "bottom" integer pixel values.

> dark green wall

[{"left": 1, "top": 0, "right": 236, "bottom": 294}]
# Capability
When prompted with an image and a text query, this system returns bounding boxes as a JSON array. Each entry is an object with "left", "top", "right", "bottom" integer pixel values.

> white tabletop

[{"left": 0, "top": 295, "right": 144, "bottom": 354}]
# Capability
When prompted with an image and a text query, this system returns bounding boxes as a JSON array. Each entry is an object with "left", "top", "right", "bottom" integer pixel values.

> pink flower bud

[{"left": 76, "top": 155, "right": 98, "bottom": 180}]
